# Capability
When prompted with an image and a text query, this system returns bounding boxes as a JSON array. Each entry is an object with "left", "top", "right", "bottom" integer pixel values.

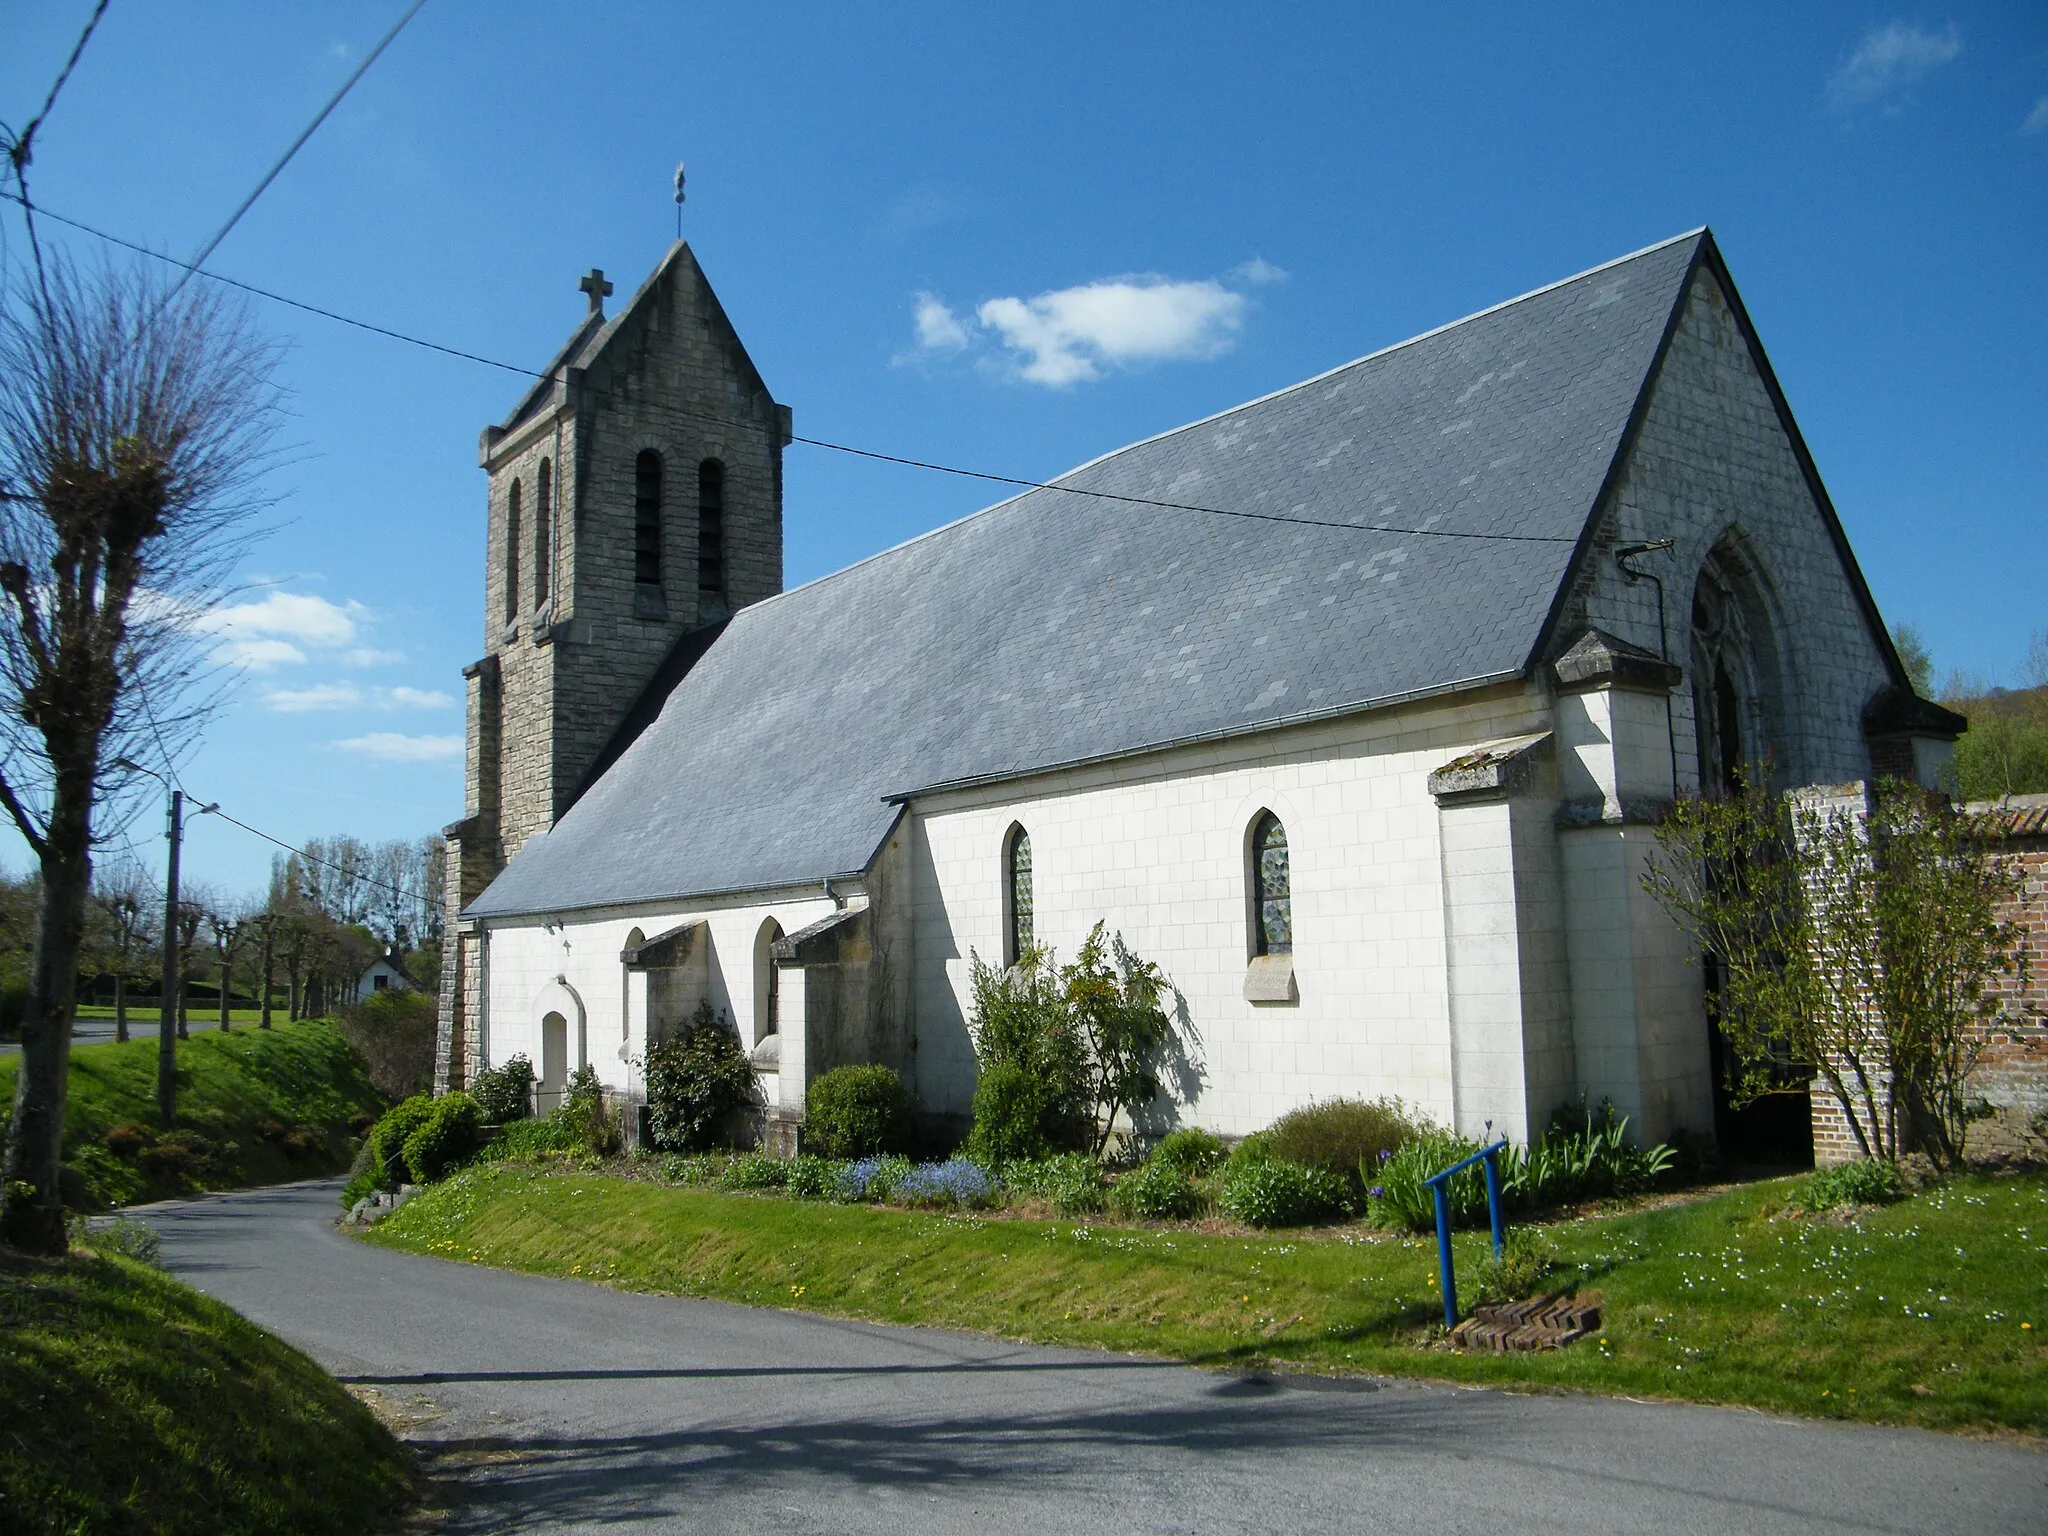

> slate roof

[{"left": 469, "top": 229, "right": 1710, "bottom": 919}]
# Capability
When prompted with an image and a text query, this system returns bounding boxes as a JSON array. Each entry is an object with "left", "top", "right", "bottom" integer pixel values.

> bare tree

[
  {"left": 206, "top": 903, "right": 249, "bottom": 1032},
  {"left": 0, "top": 259, "right": 280, "bottom": 1254},
  {"left": 88, "top": 858, "right": 155, "bottom": 1043}
]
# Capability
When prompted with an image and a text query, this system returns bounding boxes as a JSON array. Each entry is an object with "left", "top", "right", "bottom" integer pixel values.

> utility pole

[
  {"left": 158, "top": 788, "right": 183, "bottom": 1125},
  {"left": 257, "top": 913, "right": 275, "bottom": 1029}
]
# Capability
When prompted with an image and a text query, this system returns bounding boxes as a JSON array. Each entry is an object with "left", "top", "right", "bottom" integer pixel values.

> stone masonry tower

[{"left": 435, "top": 244, "right": 790, "bottom": 1091}]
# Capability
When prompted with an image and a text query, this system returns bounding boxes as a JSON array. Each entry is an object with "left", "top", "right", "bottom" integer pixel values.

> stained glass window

[
  {"left": 1253, "top": 812, "right": 1291, "bottom": 955},
  {"left": 1006, "top": 825, "right": 1033, "bottom": 964}
]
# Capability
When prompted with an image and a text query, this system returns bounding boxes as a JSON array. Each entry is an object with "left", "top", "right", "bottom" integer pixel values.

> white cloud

[
  {"left": 387, "top": 686, "right": 455, "bottom": 709},
  {"left": 342, "top": 647, "right": 405, "bottom": 667},
  {"left": 196, "top": 591, "right": 368, "bottom": 670},
  {"left": 2024, "top": 96, "right": 2048, "bottom": 135},
  {"left": 1827, "top": 21, "right": 1962, "bottom": 112},
  {"left": 911, "top": 293, "right": 970, "bottom": 353},
  {"left": 260, "top": 682, "right": 454, "bottom": 714},
  {"left": 980, "top": 278, "right": 1246, "bottom": 386},
  {"left": 902, "top": 261, "right": 1277, "bottom": 386},
  {"left": 214, "top": 638, "right": 308, "bottom": 671},
  {"left": 263, "top": 682, "right": 364, "bottom": 713},
  {"left": 1231, "top": 257, "right": 1288, "bottom": 286},
  {"left": 335, "top": 732, "right": 463, "bottom": 763}
]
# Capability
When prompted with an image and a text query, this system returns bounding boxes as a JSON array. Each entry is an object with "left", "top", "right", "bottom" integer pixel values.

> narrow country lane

[{"left": 136, "top": 1180, "right": 2046, "bottom": 1535}]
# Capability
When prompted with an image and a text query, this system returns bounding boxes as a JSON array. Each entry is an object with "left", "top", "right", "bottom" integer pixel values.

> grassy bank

[
  {"left": 0, "top": 1019, "right": 386, "bottom": 1208},
  {"left": 0, "top": 1237, "right": 412, "bottom": 1535},
  {"left": 368, "top": 1162, "right": 2048, "bottom": 1435}
]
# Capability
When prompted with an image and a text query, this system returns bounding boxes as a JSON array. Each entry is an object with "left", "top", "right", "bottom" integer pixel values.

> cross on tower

[{"left": 578, "top": 268, "right": 614, "bottom": 317}]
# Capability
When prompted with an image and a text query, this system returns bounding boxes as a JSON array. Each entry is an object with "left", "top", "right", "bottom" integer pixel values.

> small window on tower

[
  {"left": 534, "top": 458, "right": 552, "bottom": 607},
  {"left": 504, "top": 479, "right": 522, "bottom": 626},
  {"left": 634, "top": 451, "right": 662, "bottom": 587},
  {"left": 698, "top": 459, "right": 725, "bottom": 597}
]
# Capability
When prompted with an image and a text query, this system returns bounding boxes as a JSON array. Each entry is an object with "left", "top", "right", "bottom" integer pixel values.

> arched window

[
  {"left": 504, "top": 478, "right": 522, "bottom": 625},
  {"left": 1004, "top": 824, "right": 1033, "bottom": 965},
  {"left": 1251, "top": 812, "right": 1291, "bottom": 956},
  {"left": 633, "top": 451, "right": 662, "bottom": 587},
  {"left": 697, "top": 459, "right": 725, "bottom": 596},
  {"left": 756, "top": 919, "right": 783, "bottom": 1042},
  {"left": 534, "top": 459, "right": 552, "bottom": 606}
]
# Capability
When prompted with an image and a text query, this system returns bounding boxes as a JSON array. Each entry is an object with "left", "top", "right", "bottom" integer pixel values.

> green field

[
  {"left": 0, "top": 1019, "right": 387, "bottom": 1208},
  {"left": 0, "top": 1238, "right": 413, "bottom": 1535},
  {"left": 368, "top": 1162, "right": 2048, "bottom": 1435}
]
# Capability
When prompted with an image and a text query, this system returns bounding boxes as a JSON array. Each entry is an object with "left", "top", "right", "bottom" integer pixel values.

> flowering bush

[
  {"left": 785, "top": 1154, "right": 845, "bottom": 1200},
  {"left": 893, "top": 1157, "right": 1000, "bottom": 1209},
  {"left": 719, "top": 1152, "right": 790, "bottom": 1191},
  {"left": 1148, "top": 1127, "right": 1225, "bottom": 1178},
  {"left": 841, "top": 1154, "right": 915, "bottom": 1203}
]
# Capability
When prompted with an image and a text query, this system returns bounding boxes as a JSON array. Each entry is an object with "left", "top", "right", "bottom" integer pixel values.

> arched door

[{"left": 539, "top": 1011, "right": 568, "bottom": 1114}]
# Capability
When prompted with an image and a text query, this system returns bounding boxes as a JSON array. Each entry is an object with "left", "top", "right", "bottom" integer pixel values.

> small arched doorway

[{"left": 539, "top": 1011, "right": 568, "bottom": 1114}]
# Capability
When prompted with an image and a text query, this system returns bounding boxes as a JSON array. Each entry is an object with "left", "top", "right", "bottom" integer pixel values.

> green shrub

[
  {"left": 785, "top": 1154, "right": 845, "bottom": 1200},
  {"left": 965, "top": 1062, "right": 1076, "bottom": 1163},
  {"left": 1267, "top": 1097, "right": 1420, "bottom": 1194},
  {"left": 556, "top": 1064, "right": 621, "bottom": 1158},
  {"left": 1501, "top": 1098, "right": 1675, "bottom": 1209},
  {"left": 400, "top": 1093, "right": 483, "bottom": 1183},
  {"left": 1225, "top": 1130, "right": 1275, "bottom": 1170},
  {"left": 805, "top": 1064, "right": 913, "bottom": 1158},
  {"left": 1149, "top": 1127, "right": 1225, "bottom": 1177},
  {"left": 1110, "top": 1158, "right": 1205, "bottom": 1221},
  {"left": 369, "top": 1095, "right": 436, "bottom": 1188},
  {"left": 720, "top": 1152, "right": 790, "bottom": 1190},
  {"left": 660, "top": 1152, "right": 729, "bottom": 1185},
  {"left": 1004, "top": 1152, "right": 1106, "bottom": 1214},
  {"left": 1367, "top": 1128, "right": 1487, "bottom": 1232},
  {"left": 1471, "top": 1228, "right": 1560, "bottom": 1302},
  {"left": 470, "top": 1054, "right": 535, "bottom": 1123},
  {"left": 1219, "top": 1158, "right": 1350, "bottom": 1228},
  {"left": 964, "top": 947, "right": 1091, "bottom": 1156},
  {"left": 1802, "top": 1157, "right": 1905, "bottom": 1211},
  {"left": 73, "top": 1214, "right": 162, "bottom": 1266},
  {"left": 645, "top": 1007, "right": 758, "bottom": 1152},
  {"left": 486, "top": 1114, "right": 582, "bottom": 1164}
]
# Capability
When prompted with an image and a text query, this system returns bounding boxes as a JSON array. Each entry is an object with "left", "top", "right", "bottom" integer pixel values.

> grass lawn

[
  {"left": 0, "top": 1238, "right": 413, "bottom": 1535},
  {"left": 0, "top": 1019, "right": 387, "bottom": 1209},
  {"left": 367, "top": 1161, "right": 2048, "bottom": 1436},
  {"left": 72, "top": 1005, "right": 276, "bottom": 1027}
]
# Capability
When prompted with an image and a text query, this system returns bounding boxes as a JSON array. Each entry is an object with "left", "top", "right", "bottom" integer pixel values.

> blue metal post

[
  {"left": 1432, "top": 1182, "right": 1458, "bottom": 1329},
  {"left": 1481, "top": 1147, "right": 1505, "bottom": 1261}
]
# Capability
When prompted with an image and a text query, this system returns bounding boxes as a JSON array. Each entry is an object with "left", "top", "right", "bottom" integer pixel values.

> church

[{"left": 431, "top": 228, "right": 1961, "bottom": 1161}]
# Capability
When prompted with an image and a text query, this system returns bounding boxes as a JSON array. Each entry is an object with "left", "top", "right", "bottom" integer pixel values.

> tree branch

[{"left": 0, "top": 768, "right": 48, "bottom": 858}]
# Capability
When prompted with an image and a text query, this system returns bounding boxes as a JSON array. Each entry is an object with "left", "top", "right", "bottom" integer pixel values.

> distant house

[{"left": 355, "top": 950, "right": 412, "bottom": 1002}]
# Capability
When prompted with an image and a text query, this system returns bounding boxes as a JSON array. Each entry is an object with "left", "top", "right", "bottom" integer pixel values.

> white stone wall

[
  {"left": 907, "top": 685, "right": 1551, "bottom": 1138},
  {"left": 478, "top": 887, "right": 840, "bottom": 1099}
]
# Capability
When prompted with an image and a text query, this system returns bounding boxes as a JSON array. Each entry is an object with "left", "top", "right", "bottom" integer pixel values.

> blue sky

[{"left": 3, "top": 2, "right": 2044, "bottom": 896}]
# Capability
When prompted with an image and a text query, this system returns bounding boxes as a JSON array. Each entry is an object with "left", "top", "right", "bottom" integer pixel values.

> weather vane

[{"left": 673, "top": 162, "right": 687, "bottom": 241}]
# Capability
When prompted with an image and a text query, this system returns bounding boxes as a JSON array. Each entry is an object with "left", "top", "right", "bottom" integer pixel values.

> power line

[
  {"left": 0, "top": 189, "right": 1574, "bottom": 546},
  {"left": 164, "top": 0, "right": 427, "bottom": 304},
  {"left": 2, "top": 0, "right": 114, "bottom": 308},
  {"left": 4, "top": 0, "right": 112, "bottom": 174}
]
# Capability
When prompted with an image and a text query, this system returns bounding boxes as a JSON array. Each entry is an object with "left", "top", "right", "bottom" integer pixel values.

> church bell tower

[{"left": 435, "top": 244, "right": 791, "bottom": 1091}]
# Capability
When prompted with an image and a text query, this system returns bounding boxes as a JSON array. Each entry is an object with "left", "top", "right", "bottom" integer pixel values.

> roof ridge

[{"left": 719, "top": 227, "right": 1709, "bottom": 629}]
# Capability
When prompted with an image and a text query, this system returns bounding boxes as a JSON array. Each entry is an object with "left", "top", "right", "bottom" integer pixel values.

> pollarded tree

[{"left": 0, "top": 259, "right": 280, "bottom": 1253}]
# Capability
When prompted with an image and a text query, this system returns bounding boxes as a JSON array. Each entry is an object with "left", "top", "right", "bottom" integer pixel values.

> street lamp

[{"left": 111, "top": 759, "right": 214, "bottom": 1124}]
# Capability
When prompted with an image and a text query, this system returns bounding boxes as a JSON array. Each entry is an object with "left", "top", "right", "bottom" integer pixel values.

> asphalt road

[
  {"left": 0, "top": 1014, "right": 226, "bottom": 1056},
  {"left": 134, "top": 1179, "right": 2046, "bottom": 1535}
]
